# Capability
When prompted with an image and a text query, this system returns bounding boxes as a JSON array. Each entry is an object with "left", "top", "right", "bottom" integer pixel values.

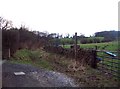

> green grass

[
  {"left": 10, "top": 48, "right": 118, "bottom": 87},
  {"left": 80, "top": 42, "right": 118, "bottom": 51},
  {"left": 13, "top": 49, "right": 32, "bottom": 60},
  {"left": 63, "top": 41, "right": 118, "bottom": 51},
  {"left": 11, "top": 49, "right": 53, "bottom": 70},
  {"left": 98, "top": 57, "right": 120, "bottom": 71},
  {"left": 63, "top": 41, "right": 119, "bottom": 78},
  {"left": 11, "top": 59, "right": 53, "bottom": 70}
]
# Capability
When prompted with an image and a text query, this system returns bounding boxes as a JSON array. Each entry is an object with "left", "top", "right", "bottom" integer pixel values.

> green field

[
  {"left": 63, "top": 41, "right": 118, "bottom": 51},
  {"left": 63, "top": 41, "right": 119, "bottom": 77}
]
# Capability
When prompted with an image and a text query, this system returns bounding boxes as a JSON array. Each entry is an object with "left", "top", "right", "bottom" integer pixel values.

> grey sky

[{"left": 0, "top": 0, "right": 119, "bottom": 36}]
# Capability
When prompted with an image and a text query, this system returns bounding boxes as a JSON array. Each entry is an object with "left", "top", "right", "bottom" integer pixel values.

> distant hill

[{"left": 95, "top": 30, "right": 119, "bottom": 41}]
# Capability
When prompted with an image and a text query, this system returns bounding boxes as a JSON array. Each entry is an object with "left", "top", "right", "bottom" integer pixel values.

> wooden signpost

[
  {"left": 75, "top": 32, "right": 77, "bottom": 62},
  {"left": 68, "top": 32, "right": 81, "bottom": 71}
]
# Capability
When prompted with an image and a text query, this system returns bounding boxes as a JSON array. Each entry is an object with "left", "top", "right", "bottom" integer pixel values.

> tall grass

[{"left": 11, "top": 49, "right": 53, "bottom": 70}]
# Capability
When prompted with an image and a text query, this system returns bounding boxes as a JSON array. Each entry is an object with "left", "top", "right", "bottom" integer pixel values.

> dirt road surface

[{"left": 2, "top": 61, "right": 77, "bottom": 87}]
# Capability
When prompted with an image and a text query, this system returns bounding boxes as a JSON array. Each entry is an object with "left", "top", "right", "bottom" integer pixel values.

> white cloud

[{"left": 0, "top": 0, "right": 119, "bottom": 36}]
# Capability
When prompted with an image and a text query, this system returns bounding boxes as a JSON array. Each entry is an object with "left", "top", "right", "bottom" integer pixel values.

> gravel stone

[{"left": 2, "top": 61, "right": 78, "bottom": 87}]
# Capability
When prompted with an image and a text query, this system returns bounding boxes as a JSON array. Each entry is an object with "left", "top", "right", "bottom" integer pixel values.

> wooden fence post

[
  {"left": 75, "top": 32, "right": 77, "bottom": 62},
  {"left": 91, "top": 50, "right": 97, "bottom": 68},
  {"left": 8, "top": 48, "right": 10, "bottom": 59}
]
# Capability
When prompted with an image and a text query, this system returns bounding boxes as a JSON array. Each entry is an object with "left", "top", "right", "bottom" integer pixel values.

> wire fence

[{"left": 96, "top": 50, "right": 120, "bottom": 79}]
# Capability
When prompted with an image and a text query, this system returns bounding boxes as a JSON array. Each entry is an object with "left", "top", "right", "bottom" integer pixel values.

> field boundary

[{"left": 96, "top": 50, "right": 120, "bottom": 79}]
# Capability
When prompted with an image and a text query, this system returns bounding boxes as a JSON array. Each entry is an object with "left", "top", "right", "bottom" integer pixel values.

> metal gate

[{"left": 96, "top": 50, "right": 120, "bottom": 79}]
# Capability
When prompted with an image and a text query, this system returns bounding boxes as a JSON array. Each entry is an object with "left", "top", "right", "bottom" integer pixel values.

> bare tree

[{"left": 0, "top": 17, "right": 13, "bottom": 30}]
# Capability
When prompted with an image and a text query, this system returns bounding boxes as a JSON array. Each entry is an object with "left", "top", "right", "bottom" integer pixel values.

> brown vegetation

[{"left": 44, "top": 46, "right": 97, "bottom": 68}]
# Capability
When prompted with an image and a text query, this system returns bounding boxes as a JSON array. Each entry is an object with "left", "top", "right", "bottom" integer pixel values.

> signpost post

[
  {"left": 74, "top": 32, "right": 77, "bottom": 65},
  {"left": 68, "top": 32, "right": 81, "bottom": 71}
]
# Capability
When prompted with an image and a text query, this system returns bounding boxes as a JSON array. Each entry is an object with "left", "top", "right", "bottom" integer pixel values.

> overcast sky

[{"left": 0, "top": 0, "right": 119, "bottom": 36}]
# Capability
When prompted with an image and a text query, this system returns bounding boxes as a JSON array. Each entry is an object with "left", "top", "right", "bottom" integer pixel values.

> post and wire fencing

[{"left": 96, "top": 49, "right": 120, "bottom": 79}]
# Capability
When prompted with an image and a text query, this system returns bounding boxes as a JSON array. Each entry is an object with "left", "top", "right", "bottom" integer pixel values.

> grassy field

[
  {"left": 63, "top": 41, "right": 118, "bottom": 51},
  {"left": 62, "top": 41, "right": 119, "bottom": 79},
  {"left": 10, "top": 49, "right": 118, "bottom": 87}
]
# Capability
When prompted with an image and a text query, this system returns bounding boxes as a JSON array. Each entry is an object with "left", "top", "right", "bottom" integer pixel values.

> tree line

[
  {"left": 1, "top": 17, "right": 119, "bottom": 59},
  {"left": 1, "top": 17, "right": 57, "bottom": 59},
  {"left": 59, "top": 30, "right": 119, "bottom": 44}
]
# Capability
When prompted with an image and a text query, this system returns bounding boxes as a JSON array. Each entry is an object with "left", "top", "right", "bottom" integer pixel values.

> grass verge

[{"left": 10, "top": 49, "right": 119, "bottom": 87}]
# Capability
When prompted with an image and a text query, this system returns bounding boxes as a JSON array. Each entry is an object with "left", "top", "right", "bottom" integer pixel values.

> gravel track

[{"left": 2, "top": 61, "right": 77, "bottom": 87}]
